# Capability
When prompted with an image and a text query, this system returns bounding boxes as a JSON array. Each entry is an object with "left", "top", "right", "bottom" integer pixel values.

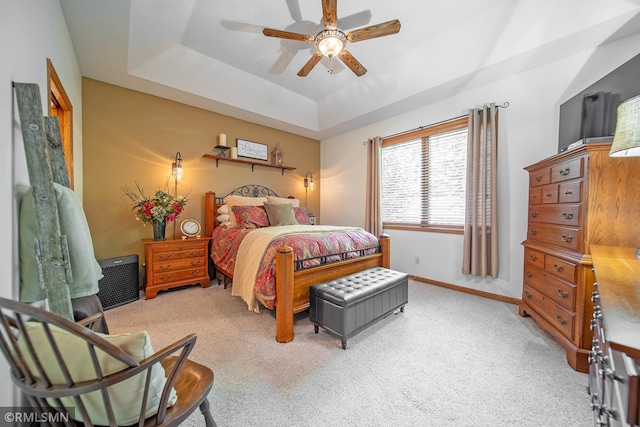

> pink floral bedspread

[{"left": 210, "top": 225, "right": 379, "bottom": 310}]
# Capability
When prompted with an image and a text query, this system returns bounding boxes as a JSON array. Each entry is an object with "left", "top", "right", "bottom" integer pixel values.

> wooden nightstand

[{"left": 143, "top": 237, "right": 211, "bottom": 299}]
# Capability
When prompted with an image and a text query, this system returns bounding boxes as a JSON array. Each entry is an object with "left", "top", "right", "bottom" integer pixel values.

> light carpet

[{"left": 104, "top": 280, "right": 592, "bottom": 427}]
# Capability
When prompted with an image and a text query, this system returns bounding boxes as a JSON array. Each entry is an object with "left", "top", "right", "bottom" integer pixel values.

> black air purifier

[{"left": 96, "top": 254, "right": 140, "bottom": 310}]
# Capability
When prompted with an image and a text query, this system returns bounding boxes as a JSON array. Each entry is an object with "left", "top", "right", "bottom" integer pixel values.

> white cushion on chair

[{"left": 18, "top": 323, "right": 177, "bottom": 426}]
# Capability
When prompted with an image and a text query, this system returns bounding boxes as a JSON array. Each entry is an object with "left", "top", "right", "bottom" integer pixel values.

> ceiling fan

[{"left": 263, "top": 0, "right": 401, "bottom": 77}]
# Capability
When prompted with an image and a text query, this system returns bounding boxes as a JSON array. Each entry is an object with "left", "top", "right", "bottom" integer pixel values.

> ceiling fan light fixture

[{"left": 316, "top": 29, "right": 347, "bottom": 57}]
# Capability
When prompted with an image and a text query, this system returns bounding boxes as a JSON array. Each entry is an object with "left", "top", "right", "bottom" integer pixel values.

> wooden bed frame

[{"left": 204, "top": 189, "right": 390, "bottom": 343}]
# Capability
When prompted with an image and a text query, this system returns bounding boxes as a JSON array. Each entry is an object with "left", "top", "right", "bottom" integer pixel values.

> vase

[{"left": 152, "top": 219, "right": 166, "bottom": 241}]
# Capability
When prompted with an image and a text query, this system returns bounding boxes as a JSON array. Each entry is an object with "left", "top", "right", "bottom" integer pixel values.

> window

[{"left": 381, "top": 117, "right": 468, "bottom": 233}]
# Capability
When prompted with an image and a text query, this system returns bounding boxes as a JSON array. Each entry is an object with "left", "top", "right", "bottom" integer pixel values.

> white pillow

[
  {"left": 217, "top": 214, "right": 230, "bottom": 223},
  {"left": 223, "top": 195, "right": 268, "bottom": 227},
  {"left": 18, "top": 323, "right": 177, "bottom": 426},
  {"left": 217, "top": 205, "right": 229, "bottom": 215},
  {"left": 266, "top": 196, "right": 300, "bottom": 208}
]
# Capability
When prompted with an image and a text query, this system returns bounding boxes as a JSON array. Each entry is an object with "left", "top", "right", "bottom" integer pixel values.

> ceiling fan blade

[
  {"left": 298, "top": 51, "right": 324, "bottom": 76},
  {"left": 338, "top": 9, "right": 372, "bottom": 31},
  {"left": 263, "top": 28, "right": 315, "bottom": 42},
  {"left": 337, "top": 49, "right": 367, "bottom": 76},
  {"left": 322, "top": 0, "right": 338, "bottom": 30},
  {"left": 347, "top": 19, "right": 401, "bottom": 43},
  {"left": 286, "top": 0, "right": 302, "bottom": 22}
]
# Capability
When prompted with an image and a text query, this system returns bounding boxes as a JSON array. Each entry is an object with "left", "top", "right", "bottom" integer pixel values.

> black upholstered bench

[{"left": 309, "top": 267, "right": 408, "bottom": 349}]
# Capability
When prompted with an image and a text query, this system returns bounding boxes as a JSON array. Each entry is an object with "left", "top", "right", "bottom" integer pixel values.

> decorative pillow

[
  {"left": 216, "top": 214, "right": 230, "bottom": 223},
  {"left": 217, "top": 205, "right": 229, "bottom": 215},
  {"left": 293, "top": 207, "right": 312, "bottom": 225},
  {"left": 266, "top": 196, "right": 300, "bottom": 208},
  {"left": 264, "top": 202, "right": 299, "bottom": 226},
  {"left": 224, "top": 195, "right": 268, "bottom": 227},
  {"left": 232, "top": 205, "right": 270, "bottom": 229},
  {"left": 17, "top": 323, "right": 177, "bottom": 426}
]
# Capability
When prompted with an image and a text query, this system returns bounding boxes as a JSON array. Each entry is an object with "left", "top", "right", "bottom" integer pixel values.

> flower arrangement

[{"left": 122, "top": 182, "right": 189, "bottom": 225}]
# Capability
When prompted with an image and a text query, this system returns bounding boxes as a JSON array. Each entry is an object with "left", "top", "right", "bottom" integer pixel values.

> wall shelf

[{"left": 202, "top": 154, "right": 296, "bottom": 175}]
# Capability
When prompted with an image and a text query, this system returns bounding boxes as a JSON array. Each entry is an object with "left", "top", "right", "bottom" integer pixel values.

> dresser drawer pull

[
  {"left": 591, "top": 291, "right": 600, "bottom": 303},
  {"left": 561, "top": 212, "right": 573, "bottom": 219},
  {"left": 534, "top": 175, "right": 543, "bottom": 182},
  {"left": 524, "top": 291, "right": 532, "bottom": 299},
  {"left": 529, "top": 229, "right": 537, "bottom": 235},
  {"left": 555, "top": 315, "right": 568, "bottom": 325},
  {"left": 559, "top": 167, "right": 570, "bottom": 176},
  {"left": 561, "top": 234, "right": 573, "bottom": 242},
  {"left": 190, "top": 269, "right": 201, "bottom": 275},
  {"left": 525, "top": 271, "right": 532, "bottom": 278},
  {"left": 552, "top": 264, "right": 564, "bottom": 272},
  {"left": 556, "top": 288, "right": 569, "bottom": 298},
  {"left": 529, "top": 254, "right": 538, "bottom": 261},
  {"left": 545, "top": 193, "right": 553, "bottom": 198},
  {"left": 160, "top": 274, "right": 171, "bottom": 280},
  {"left": 159, "top": 264, "right": 171, "bottom": 270},
  {"left": 564, "top": 190, "right": 573, "bottom": 195},
  {"left": 158, "top": 254, "right": 172, "bottom": 260},
  {"left": 191, "top": 260, "right": 202, "bottom": 266},
  {"left": 530, "top": 212, "right": 538, "bottom": 217}
]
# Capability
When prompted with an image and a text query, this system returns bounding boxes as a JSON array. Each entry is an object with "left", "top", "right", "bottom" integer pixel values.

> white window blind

[{"left": 381, "top": 126, "right": 468, "bottom": 229}]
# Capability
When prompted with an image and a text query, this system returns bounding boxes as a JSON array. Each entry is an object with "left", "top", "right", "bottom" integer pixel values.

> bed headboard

[{"left": 204, "top": 185, "right": 280, "bottom": 236}]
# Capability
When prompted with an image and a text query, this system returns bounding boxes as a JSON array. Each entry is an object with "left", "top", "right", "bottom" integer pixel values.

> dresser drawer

[
  {"left": 524, "top": 247, "right": 545, "bottom": 270},
  {"left": 558, "top": 180, "right": 582, "bottom": 203},
  {"left": 529, "top": 204, "right": 581, "bottom": 226},
  {"left": 527, "top": 224, "right": 581, "bottom": 251},
  {"left": 529, "top": 167, "right": 550, "bottom": 187},
  {"left": 541, "top": 184, "right": 559, "bottom": 204},
  {"left": 540, "top": 273, "right": 576, "bottom": 312},
  {"left": 529, "top": 187, "right": 542, "bottom": 205},
  {"left": 551, "top": 157, "right": 583, "bottom": 183},
  {"left": 544, "top": 255, "right": 577, "bottom": 283},
  {"left": 153, "top": 256, "right": 206, "bottom": 273},
  {"left": 523, "top": 284, "right": 575, "bottom": 340}
]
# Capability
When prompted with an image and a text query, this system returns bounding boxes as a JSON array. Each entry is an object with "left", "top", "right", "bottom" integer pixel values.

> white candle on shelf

[
  {"left": 230, "top": 147, "right": 238, "bottom": 159},
  {"left": 218, "top": 133, "right": 227, "bottom": 146}
]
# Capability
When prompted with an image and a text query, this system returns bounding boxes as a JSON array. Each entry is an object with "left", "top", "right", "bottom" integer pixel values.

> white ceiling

[{"left": 59, "top": 0, "right": 640, "bottom": 140}]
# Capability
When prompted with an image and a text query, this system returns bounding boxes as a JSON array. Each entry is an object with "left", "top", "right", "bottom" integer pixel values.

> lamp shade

[{"left": 609, "top": 95, "right": 640, "bottom": 157}]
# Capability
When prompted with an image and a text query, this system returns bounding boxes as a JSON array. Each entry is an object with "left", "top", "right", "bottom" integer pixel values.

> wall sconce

[
  {"left": 304, "top": 171, "right": 315, "bottom": 207},
  {"left": 304, "top": 171, "right": 315, "bottom": 191},
  {"left": 171, "top": 152, "right": 183, "bottom": 180},
  {"left": 609, "top": 95, "right": 640, "bottom": 157}
]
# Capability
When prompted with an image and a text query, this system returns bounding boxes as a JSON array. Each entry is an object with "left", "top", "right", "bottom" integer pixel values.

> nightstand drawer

[
  {"left": 153, "top": 268, "right": 207, "bottom": 284},
  {"left": 154, "top": 248, "right": 206, "bottom": 261},
  {"left": 153, "top": 257, "right": 206, "bottom": 273}
]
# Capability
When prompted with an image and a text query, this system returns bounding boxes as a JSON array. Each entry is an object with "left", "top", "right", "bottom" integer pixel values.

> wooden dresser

[
  {"left": 143, "top": 237, "right": 212, "bottom": 299},
  {"left": 589, "top": 246, "right": 639, "bottom": 427},
  {"left": 520, "top": 143, "right": 640, "bottom": 373}
]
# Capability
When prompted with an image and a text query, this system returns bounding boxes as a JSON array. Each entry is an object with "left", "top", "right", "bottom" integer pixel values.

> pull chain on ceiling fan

[{"left": 263, "top": 0, "right": 401, "bottom": 77}]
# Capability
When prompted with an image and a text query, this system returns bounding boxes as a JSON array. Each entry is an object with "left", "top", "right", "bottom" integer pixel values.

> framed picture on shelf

[{"left": 237, "top": 139, "right": 268, "bottom": 161}]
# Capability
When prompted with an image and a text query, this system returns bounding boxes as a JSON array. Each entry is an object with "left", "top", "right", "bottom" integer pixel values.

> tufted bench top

[{"left": 310, "top": 267, "right": 408, "bottom": 307}]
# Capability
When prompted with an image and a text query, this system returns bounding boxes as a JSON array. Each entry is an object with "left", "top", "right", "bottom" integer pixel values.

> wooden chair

[{"left": 0, "top": 296, "right": 216, "bottom": 427}]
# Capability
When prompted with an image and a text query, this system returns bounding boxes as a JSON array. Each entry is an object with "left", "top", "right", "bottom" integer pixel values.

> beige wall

[{"left": 83, "top": 78, "right": 320, "bottom": 261}]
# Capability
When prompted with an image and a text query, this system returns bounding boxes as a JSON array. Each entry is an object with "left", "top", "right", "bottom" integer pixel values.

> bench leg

[
  {"left": 314, "top": 325, "right": 319, "bottom": 334},
  {"left": 341, "top": 339, "right": 347, "bottom": 350}
]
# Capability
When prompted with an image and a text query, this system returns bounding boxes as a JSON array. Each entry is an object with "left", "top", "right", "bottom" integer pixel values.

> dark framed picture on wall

[{"left": 237, "top": 139, "right": 268, "bottom": 161}]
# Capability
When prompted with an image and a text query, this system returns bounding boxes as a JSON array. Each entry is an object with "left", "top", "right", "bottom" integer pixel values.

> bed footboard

[{"left": 275, "top": 234, "right": 390, "bottom": 343}]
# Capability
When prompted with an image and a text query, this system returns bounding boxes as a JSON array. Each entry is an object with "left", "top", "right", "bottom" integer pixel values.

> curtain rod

[{"left": 365, "top": 101, "right": 510, "bottom": 143}]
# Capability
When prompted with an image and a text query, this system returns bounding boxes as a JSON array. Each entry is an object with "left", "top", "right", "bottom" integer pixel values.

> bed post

[
  {"left": 380, "top": 234, "right": 390, "bottom": 268},
  {"left": 275, "top": 245, "right": 294, "bottom": 343},
  {"left": 204, "top": 191, "right": 216, "bottom": 237}
]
